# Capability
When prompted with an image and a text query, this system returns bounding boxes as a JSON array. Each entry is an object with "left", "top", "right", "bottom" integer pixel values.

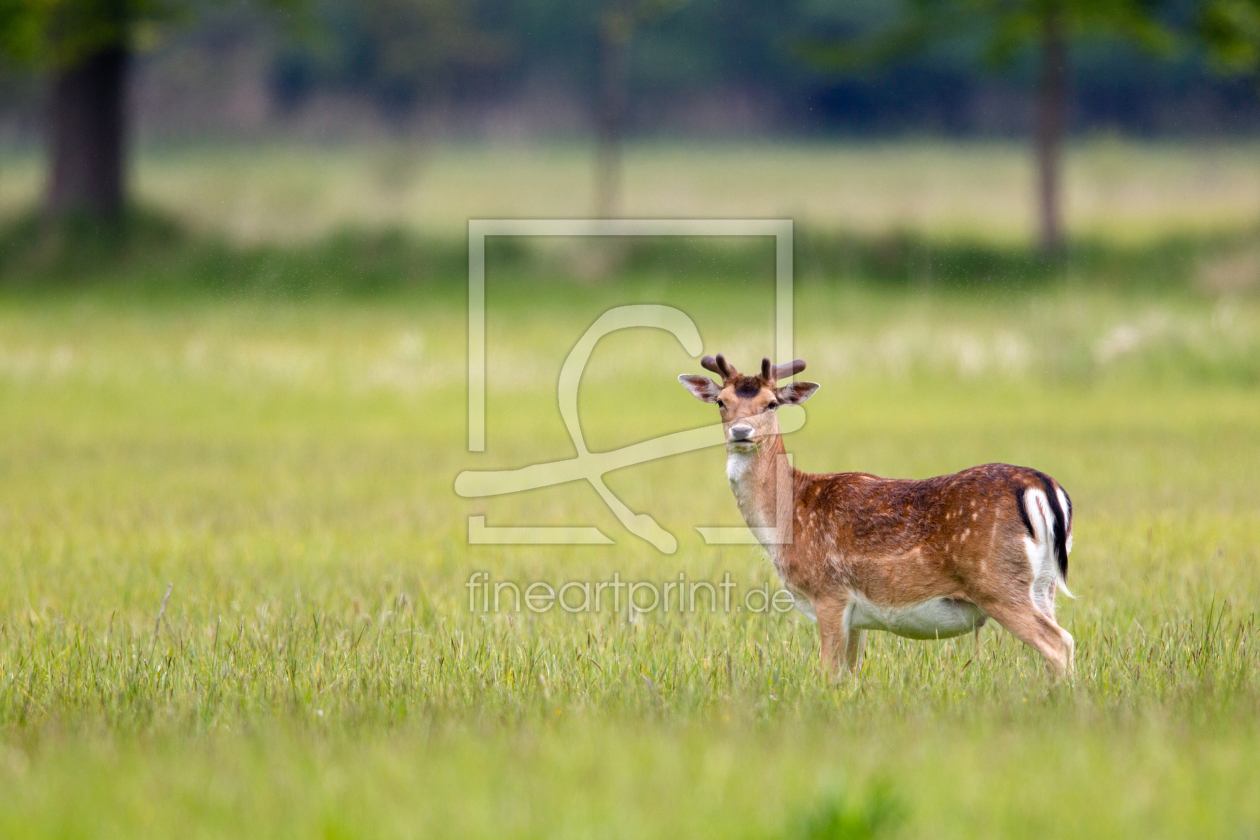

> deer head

[{"left": 678, "top": 354, "right": 819, "bottom": 451}]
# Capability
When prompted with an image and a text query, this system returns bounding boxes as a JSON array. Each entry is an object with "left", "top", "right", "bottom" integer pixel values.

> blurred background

[{"left": 3, "top": 0, "right": 1260, "bottom": 254}]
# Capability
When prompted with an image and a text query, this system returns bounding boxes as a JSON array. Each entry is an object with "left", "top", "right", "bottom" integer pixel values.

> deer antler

[
  {"left": 773, "top": 359, "right": 806, "bottom": 381},
  {"left": 701, "top": 354, "right": 737, "bottom": 382},
  {"left": 702, "top": 355, "right": 803, "bottom": 383}
]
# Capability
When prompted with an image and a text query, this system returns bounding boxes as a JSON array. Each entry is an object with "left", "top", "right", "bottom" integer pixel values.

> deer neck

[{"left": 726, "top": 432, "right": 787, "bottom": 531}]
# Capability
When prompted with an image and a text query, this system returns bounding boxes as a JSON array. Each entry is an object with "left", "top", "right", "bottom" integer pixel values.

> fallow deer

[{"left": 679, "top": 354, "right": 1075, "bottom": 680}]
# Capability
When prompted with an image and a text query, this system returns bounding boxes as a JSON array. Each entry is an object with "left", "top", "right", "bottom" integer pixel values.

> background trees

[
  {"left": 2, "top": 0, "right": 1255, "bottom": 239},
  {"left": 2, "top": 0, "right": 144, "bottom": 220},
  {"left": 805, "top": 0, "right": 1177, "bottom": 254}
]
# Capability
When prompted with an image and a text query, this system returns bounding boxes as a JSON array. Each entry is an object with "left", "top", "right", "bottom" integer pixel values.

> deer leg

[
  {"left": 1032, "top": 576, "right": 1058, "bottom": 623},
  {"left": 979, "top": 596, "right": 1073, "bottom": 680},
  {"left": 845, "top": 628, "right": 866, "bottom": 672},
  {"left": 811, "top": 596, "right": 861, "bottom": 685},
  {"left": 813, "top": 596, "right": 852, "bottom": 682}
]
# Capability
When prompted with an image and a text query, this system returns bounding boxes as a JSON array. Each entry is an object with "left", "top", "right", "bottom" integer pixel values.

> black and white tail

[{"left": 1019, "top": 472, "right": 1074, "bottom": 603}]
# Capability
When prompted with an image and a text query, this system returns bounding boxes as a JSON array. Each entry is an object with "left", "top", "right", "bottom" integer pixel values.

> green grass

[{"left": 0, "top": 229, "right": 1259, "bottom": 838}]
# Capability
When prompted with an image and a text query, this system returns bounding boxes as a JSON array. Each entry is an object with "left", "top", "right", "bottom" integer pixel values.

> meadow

[
  {"left": 1, "top": 141, "right": 1259, "bottom": 838},
  {"left": 3, "top": 139, "right": 1260, "bottom": 243}
]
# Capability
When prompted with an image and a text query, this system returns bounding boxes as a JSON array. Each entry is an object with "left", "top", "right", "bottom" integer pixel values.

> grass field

[
  {"left": 4, "top": 139, "right": 1260, "bottom": 243},
  {"left": 1, "top": 136, "right": 1259, "bottom": 839},
  {"left": 1, "top": 215, "right": 1259, "bottom": 838}
]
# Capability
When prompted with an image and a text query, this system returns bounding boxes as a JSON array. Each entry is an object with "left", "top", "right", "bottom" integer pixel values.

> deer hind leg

[
  {"left": 980, "top": 595, "right": 1073, "bottom": 680},
  {"left": 1031, "top": 580, "right": 1073, "bottom": 672},
  {"left": 1031, "top": 559, "right": 1059, "bottom": 622},
  {"left": 813, "top": 595, "right": 855, "bottom": 682},
  {"left": 1030, "top": 574, "right": 1074, "bottom": 673}
]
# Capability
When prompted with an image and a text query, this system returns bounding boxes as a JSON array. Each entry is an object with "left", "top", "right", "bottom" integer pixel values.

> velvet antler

[
  {"left": 702, "top": 355, "right": 804, "bottom": 383},
  {"left": 701, "top": 354, "right": 737, "bottom": 382},
  {"left": 773, "top": 359, "right": 806, "bottom": 381}
]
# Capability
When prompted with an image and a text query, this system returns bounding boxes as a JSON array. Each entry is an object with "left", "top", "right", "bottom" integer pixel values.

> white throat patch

[
  {"left": 726, "top": 450, "right": 755, "bottom": 484},
  {"left": 726, "top": 450, "right": 771, "bottom": 530}
]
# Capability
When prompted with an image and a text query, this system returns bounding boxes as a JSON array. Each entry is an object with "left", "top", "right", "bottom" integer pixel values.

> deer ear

[
  {"left": 678, "top": 374, "right": 721, "bottom": 403},
  {"left": 776, "top": 381, "right": 819, "bottom": 405}
]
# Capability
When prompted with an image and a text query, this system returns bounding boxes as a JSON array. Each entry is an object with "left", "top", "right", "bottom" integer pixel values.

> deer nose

[{"left": 729, "top": 423, "right": 754, "bottom": 441}]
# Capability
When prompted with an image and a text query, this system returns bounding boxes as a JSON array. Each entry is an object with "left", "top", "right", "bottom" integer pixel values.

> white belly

[{"left": 847, "top": 596, "right": 986, "bottom": 640}]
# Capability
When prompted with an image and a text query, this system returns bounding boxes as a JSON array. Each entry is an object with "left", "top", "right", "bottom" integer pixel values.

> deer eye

[
  {"left": 766, "top": 401, "right": 779, "bottom": 410},
  {"left": 715, "top": 399, "right": 725, "bottom": 409}
]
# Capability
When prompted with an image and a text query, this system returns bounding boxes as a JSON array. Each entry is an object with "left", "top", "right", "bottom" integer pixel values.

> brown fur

[{"left": 680, "top": 355, "right": 1075, "bottom": 681}]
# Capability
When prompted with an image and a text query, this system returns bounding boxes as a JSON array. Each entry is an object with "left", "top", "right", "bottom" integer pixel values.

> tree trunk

[
  {"left": 47, "top": 44, "right": 129, "bottom": 221},
  {"left": 595, "top": 9, "right": 630, "bottom": 218},
  {"left": 1035, "top": 7, "right": 1067, "bottom": 255}
]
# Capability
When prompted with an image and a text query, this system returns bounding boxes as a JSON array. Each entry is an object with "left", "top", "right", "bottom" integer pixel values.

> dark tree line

[
  {"left": 3, "top": 0, "right": 137, "bottom": 218},
  {"left": 3, "top": 0, "right": 1260, "bottom": 248},
  {"left": 806, "top": 0, "right": 1181, "bottom": 252}
]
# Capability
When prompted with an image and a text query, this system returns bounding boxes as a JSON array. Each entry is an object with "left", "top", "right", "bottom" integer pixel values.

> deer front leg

[
  {"left": 845, "top": 628, "right": 866, "bottom": 672},
  {"left": 813, "top": 595, "right": 854, "bottom": 682}
]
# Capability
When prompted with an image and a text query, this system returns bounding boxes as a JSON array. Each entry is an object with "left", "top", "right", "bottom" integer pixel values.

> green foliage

[
  {"left": 273, "top": 0, "right": 512, "bottom": 114},
  {"left": 0, "top": 0, "right": 161, "bottom": 68},
  {"left": 0, "top": 0, "right": 305, "bottom": 69},
  {"left": 785, "top": 785, "right": 903, "bottom": 840},
  {"left": 0, "top": 203, "right": 1242, "bottom": 302},
  {"left": 1198, "top": 0, "right": 1260, "bottom": 71},
  {"left": 801, "top": 0, "right": 1177, "bottom": 72},
  {"left": 0, "top": 210, "right": 473, "bottom": 298},
  {"left": 0, "top": 0, "right": 41, "bottom": 63}
]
